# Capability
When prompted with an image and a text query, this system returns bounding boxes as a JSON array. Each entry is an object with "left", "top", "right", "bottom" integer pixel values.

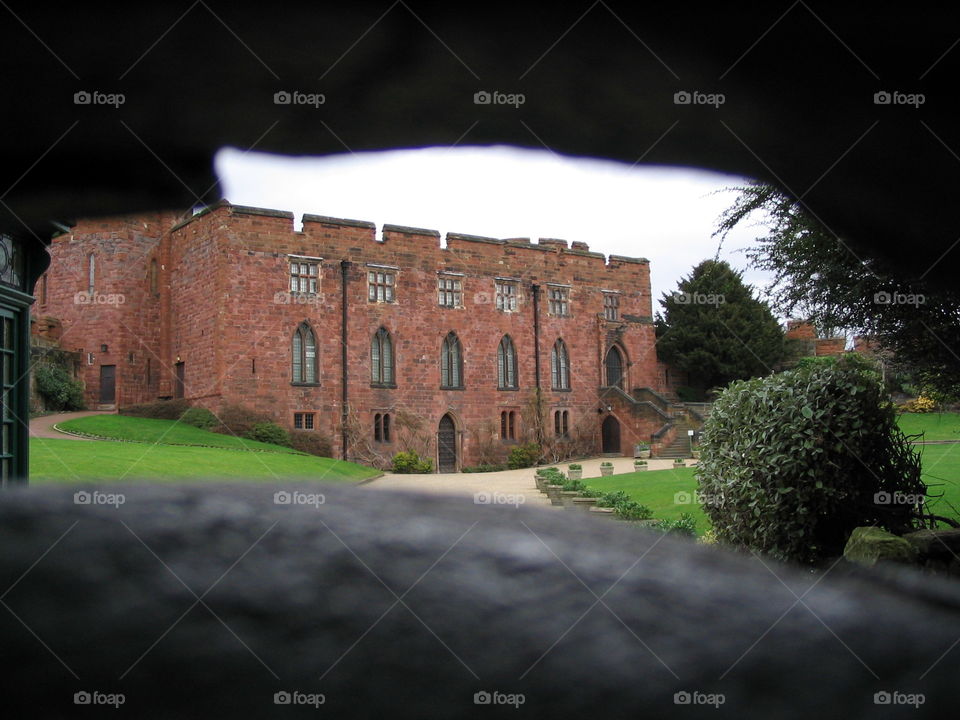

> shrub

[
  {"left": 899, "top": 395, "right": 938, "bottom": 413},
  {"left": 120, "top": 398, "right": 190, "bottom": 420},
  {"left": 615, "top": 501, "right": 653, "bottom": 521},
  {"left": 660, "top": 513, "right": 697, "bottom": 538},
  {"left": 392, "top": 451, "right": 433, "bottom": 474},
  {"left": 245, "top": 422, "right": 290, "bottom": 447},
  {"left": 597, "top": 490, "right": 630, "bottom": 508},
  {"left": 600, "top": 461, "right": 613, "bottom": 467},
  {"left": 568, "top": 463, "right": 582, "bottom": 470},
  {"left": 34, "top": 364, "right": 85, "bottom": 411},
  {"left": 561, "top": 478, "right": 586, "bottom": 492},
  {"left": 215, "top": 403, "right": 271, "bottom": 438},
  {"left": 179, "top": 406, "right": 217, "bottom": 430},
  {"left": 288, "top": 430, "right": 333, "bottom": 457},
  {"left": 507, "top": 442, "right": 541, "bottom": 469},
  {"left": 697, "top": 354, "right": 926, "bottom": 564}
]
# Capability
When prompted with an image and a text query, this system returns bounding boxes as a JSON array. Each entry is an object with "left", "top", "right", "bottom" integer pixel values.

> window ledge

[
  {"left": 290, "top": 382, "right": 321, "bottom": 387},
  {"left": 497, "top": 386, "right": 519, "bottom": 392},
  {"left": 370, "top": 383, "right": 397, "bottom": 389},
  {"left": 551, "top": 387, "right": 573, "bottom": 393},
  {"left": 440, "top": 385, "right": 466, "bottom": 391}
]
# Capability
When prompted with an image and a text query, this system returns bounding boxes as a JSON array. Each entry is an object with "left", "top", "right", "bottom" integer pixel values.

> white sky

[{"left": 215, "top": 145, "right": 773, "bottom": 316}]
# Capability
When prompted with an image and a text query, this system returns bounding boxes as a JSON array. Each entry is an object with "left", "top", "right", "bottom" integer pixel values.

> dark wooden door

[
  {"left": 99, "top": 365, "right": 116, "bottom": 404},
  {"left": 174, "top": 362, "right": 185, "bottom": 399},
  {"left": 602, "top": 415, "right": 620, "bottom": 454},
  {"left": 438, "top": 414, "right": 456, "bottom": 472}
]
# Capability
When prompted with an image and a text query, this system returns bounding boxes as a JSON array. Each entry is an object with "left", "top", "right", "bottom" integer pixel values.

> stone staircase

[{"left": 656, "top": 418, "right": 695, "bottom": 458}]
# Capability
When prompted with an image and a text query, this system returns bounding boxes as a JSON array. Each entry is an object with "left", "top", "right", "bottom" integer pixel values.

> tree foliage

[
  {"left": 714, "top": 180, "right": 960, "bottom": 400},
  {"left": 656, "top": 259, "right": 785, "bottom": 400}
]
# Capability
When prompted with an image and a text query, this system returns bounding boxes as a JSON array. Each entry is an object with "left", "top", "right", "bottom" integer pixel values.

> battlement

[{"left": 169, "top": 202, "right": 647, "bottom": 270}]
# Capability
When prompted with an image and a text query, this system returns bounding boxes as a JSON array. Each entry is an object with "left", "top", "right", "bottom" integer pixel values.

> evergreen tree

[{"left": 656, "top": 259, "right": 785, "bottom": 400}]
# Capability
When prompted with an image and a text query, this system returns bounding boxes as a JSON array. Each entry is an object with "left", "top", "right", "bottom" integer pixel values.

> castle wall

[{"left": 40, "top": 203, "right": 662, "bottom": 467}]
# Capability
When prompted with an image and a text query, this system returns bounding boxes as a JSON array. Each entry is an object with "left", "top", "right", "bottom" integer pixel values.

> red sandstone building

[{"left": 36, "top": 202, "right": 685, "bottom": 469}]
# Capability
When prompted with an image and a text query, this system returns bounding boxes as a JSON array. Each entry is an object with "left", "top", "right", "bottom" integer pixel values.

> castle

[{"left": 35, "top": 201, "right": 689, "bottom": 470}]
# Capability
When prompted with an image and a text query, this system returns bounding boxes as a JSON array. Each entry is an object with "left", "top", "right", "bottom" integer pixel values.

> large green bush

[
  {"left": 507, "top": 442, "right": 541, "bottom": 469},
  {"left": 245, "top": 422, "right": 290, "bottom": 447},
  {"left": 392, "top": 451, "right": 433, "bottom": 474},
  {"left": 34, "top": 364, "right": 85, "bottom": 411},
  {"left": 697, "top": 354, "right": 926, "bottom": 564}
]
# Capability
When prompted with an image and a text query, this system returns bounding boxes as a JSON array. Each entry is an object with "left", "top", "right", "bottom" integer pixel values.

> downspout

[
  {"left": 531, "top": 283, "right": 543, "bottom": 445},
  {"left": 341, "top": 260, "right": 350, "bottom": 460}
]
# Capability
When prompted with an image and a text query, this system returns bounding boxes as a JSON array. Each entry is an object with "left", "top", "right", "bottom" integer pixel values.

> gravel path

[{"left": 29, "top": 410, "right": 113, "bottom": 440}]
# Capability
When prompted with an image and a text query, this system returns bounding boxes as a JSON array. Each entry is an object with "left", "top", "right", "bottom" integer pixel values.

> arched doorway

[
  {"left": 605, "top": 346, "right": 624, "bottom": 389},
  {"left": 601, "top": 415, "right": 621, "bottom": 454},
  {"left": 438, "top": 414, "right": 457, "bottom": 472}
]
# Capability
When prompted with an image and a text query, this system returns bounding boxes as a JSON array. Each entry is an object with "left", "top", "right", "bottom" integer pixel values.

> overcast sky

[{"left": 215, "top": 145, "right": 774, "bottom": 316}]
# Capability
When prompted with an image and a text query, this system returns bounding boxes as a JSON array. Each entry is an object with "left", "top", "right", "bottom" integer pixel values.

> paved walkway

[
  {"left": 364, "top": 456, "right": 697, "bottom": 507},
  {"left": 29, "top": 410, "right": 113, "bottom": 440}
]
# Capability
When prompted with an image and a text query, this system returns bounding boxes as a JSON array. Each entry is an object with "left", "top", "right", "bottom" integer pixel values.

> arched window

[
  {"left": 150, "top": 259, "right": 158, "bottom": 294},
  {"left": 440, "top": 332, "right": 463, "bottom": 388},
  {"left": 605, "top": 345, "right": 624, "bottom": 389},
  {"left": 497, "top": 335, "right": 517, "bottom": 389},
  {"left": 551, "top": 339, "right": 569, "bottom": 390},
  {"left": 292, "top": 322, "right": 317, "bottom": 383},
  {"left": 371, "top": 327, "right": 395, "bottom": 386},
  {"left": 87, "top": 253, "right": 95, "bottom": 294}
]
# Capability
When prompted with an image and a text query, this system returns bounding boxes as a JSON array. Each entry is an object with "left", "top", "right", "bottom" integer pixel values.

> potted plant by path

[
  {"left": 635, "top": 443, "right": 651, "bottom": 459},
  {"left": 600, "top": 461, "right": 614, "bottom": 477},
  {"left": 690, "top": 449, "right": 700, "bottom": 460},
  {"left": 633, "top": 459, "right": 648, "bottom": 472},
  {"left": 673, "top": 458, "right": 686, "bottom": 468},
  {"left": 568, "top": 463, "right": 582, "bottom": 480}
]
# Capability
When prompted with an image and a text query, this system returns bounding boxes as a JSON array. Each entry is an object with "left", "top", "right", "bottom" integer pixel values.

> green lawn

[
  {"left": 57, "top": 415, "right": 301, "bottom": 454},
  {"left": 30, "top": 438, "right": 376, "bottom": 483},
  {"left": 582, "top": 467, "right": 709, "bottom": 535},
  {"left": 916, "top": 443, "right": 960, "bottom": 521},
  {"left": 897, "top": 412, "right": 960, "bottom": 442}
]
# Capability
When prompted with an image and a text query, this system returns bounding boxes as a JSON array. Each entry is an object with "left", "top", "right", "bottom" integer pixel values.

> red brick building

[{"left": 36, "top": 202, "right": 683, "bottom": 469}]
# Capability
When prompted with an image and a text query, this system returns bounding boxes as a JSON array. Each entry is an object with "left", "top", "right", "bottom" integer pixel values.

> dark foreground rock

[{"left": 0, "top": 483, "right": 957, "bottom": 717}]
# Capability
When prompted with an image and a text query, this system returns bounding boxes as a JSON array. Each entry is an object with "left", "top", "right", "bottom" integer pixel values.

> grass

[
  {"left": 916, "top": 443, "right": 960, "bottom": 523},
  {"left": 581, "top": 467, "right": 708, "bottom": 535},
  {"left": 57, "top": 415, "right": 301, "bottom": 454},
  {"left": 897, "top": 412, "right": 960, "bottom": 442},
  {"left": 30, "top": 438, "right": 376, "bottom": 483}
]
